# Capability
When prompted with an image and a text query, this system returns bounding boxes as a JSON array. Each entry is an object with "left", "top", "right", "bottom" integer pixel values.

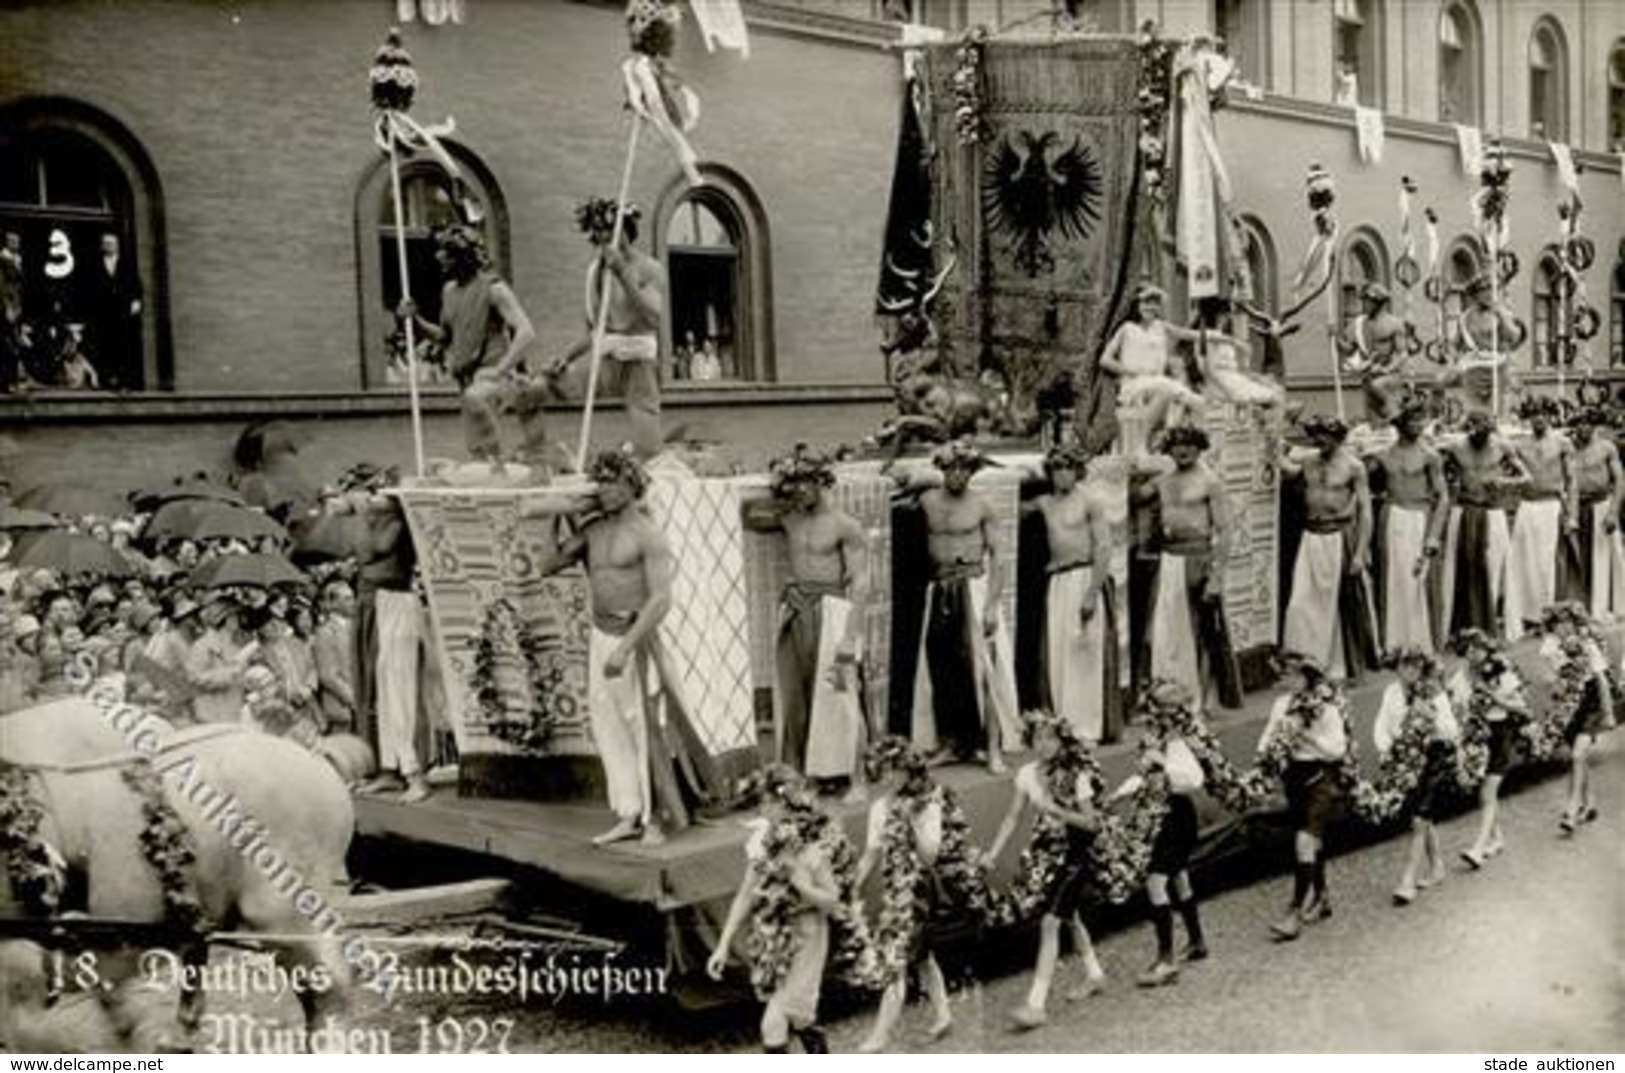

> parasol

[
  {"left": 15, "top": 485, "right": 128, "bottom": 520},
  {"left": 143, "top": 500, "right": 286, "bottom": 545},
  {"left": 129, "top": 479, "right": 246, "bottom": 512},
  {"left": 11, "top": 531, "right": 139, "bottom": 580},
  {"left": 288, "top": 513, "right": 357, "bottom": 565},
  {"left": 187, "top": 553, "right": 308, "bottom": 590},
  {"left": 0, "top": 505, "right": 64, "bottom": 532}
]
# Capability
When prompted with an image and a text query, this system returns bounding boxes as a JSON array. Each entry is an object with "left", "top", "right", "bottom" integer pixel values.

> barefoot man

[
  {"left": 744, "top": 445, "right": 871, "bottom": 791},
  {"left": 534, "top": 448, "right": 713, "bottom": 845},
  {"left": 1135, "top": 426, "right": 1243, "bottom": 711},
  {"left": 1566, "top": 408, "right": 1625, "bottom": 618},
  {"left": 1504, "top": 395, "right": 1572, "bottom": 640},
  {"left": 1028, "top": 442, "right": 1121, "bottom": 742},
  {"left": 1375, "top": 401, "right": 1450, "bottom": 653},
  {"left": 1441, "top": 411, "right": 1531, "bottom": 640},
  {"left": 907, "top": 440, "right": 1021, "bottom": 772},
  {"left": 549, "top": 199, "right": 665, "bottom": 460},
  {"left": 1280, "top": 413, "right": 1379, "bottom": 680}
]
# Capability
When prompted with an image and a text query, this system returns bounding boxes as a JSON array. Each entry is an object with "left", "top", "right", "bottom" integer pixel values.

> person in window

[
  {"left": 398, "top": 225, "right": 543, "bottom": 469},
  {"left": 0, "top": 232, "right": 23, "bottom": 393},
  {"left": 82, "top": 232, "right": 143, "bottom": 391},
  {"left": 690, "top": 336, "right": 722, "bottom": 382},
  {"left": 57, "top": 329, "right": 100, "bottom": 391},
  {"left": 549, "top": 199, "right": 667, "bottom": 460}
]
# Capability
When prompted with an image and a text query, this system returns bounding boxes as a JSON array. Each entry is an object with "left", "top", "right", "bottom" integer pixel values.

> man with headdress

[
  {"left": 1259, "top": 653, "right": 1350, "bottom": 940},
  {"left": 1440, "top": 410, "right": 1530, "bottom": 640},
  {"left": 1448, "top": 274, "right": 1522, "bottom": 411},
  {"left": 1501, "top": 394, "right": 1574, "bottom": 640},
  {"left": 1336, "top": 282, "right": 1407, "bottom": 425},
  {"left": 1134, "top": 425, "right": 1243, "bottom": 710},
  {"left": 742, "top": 445, "right": 871, "bottom": 789},
  {"left": 1026, "top": 442, "right": 1121, "bottom": 742},
  {"left": 1374, "top": 400, "right": 1449, "bottom": 652},
  {"left": 1279, "top": 413, "right": 1378, "bottom": 679},
  {"left": 548, "top": 198, "right": 666, "bottom": 460},
  {"left": 398, "top": 224, "right": 543, "bottom": 467},
  {"left": 533, "top": 448, "right": 716, "bottom": 845},
  {"left": 1564, "top": 407, "right": 1625, "bottom": 617},
  {"left": 905, "top": 439, "right": 1021, "bottom": 771}
]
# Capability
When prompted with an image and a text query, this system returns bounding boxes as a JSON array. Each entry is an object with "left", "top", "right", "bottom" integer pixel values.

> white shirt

[
  {"left": 1259, "top": 694, "right": 1348, "bottom": 762},
  {"left": 867, "top": 794, "right": 943, "bottom": 865},
  {"left": 1373, "top": 682, "right": 1460, "bottom": 755},
  {"left": 1016, "top": 760, "right": 1094, "bottom": 812},
  {"left": 1162, "top": 737, "right": 1205, "bottom": 794}
]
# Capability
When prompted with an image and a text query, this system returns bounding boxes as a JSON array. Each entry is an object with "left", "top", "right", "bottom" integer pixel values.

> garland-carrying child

[
  {"left": 1448, "top": 629, "right": 1529, "bottom": 868},
  {"left": 1372, "top": 648, "right": 1460, "bottom": 905},
  {"left": 1534, "top": 604, "right": 1619, "bottom": 835},
  {"left": 854, "top": 736, "right": 991, "bottom": 1052},
  {"left": 707, "top": 765, "right": 876, "bottom": 1053},
  {"left": 982, "top": 711, "right": 1113, "bottom": 1029}
]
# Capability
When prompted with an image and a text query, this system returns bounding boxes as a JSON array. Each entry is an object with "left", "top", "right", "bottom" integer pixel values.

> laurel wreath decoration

[
  {"left": 471, "top": 597, "right": 571, "bottom": 752},
  {"left": 119, "top": 761, "right": 207, "bottom": 933},
  {"left": 0, "top": 761, "right": 65, "bottom": 918},
  {"left": 871, "top": 780, "right": 990, "bottom": 986},
  {"left": 745, "top": 810, "right": 878, "bottom": 996}
]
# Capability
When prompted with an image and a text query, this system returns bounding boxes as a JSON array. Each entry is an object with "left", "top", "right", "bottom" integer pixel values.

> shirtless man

[
  {"left": 1280, "top": 414, "right": 1378, "bottom": 679},
  {"left": 906, "top": 440, "right": 1020, "bottom": 771},
  {"left": 1098, "top": 284, "right": 1209, "bottom": 455},
  {"left": 1566, "top": 409, "right": 1625, "bottom": 618},
  {"left": 1134, "top": 426, "right": 1243, "bottom": 710},
  {"left": 1028, "top": 443, "right": 1121, "bottom": 743},
  {"left": 550, "top": 199, "right": 666, "bottom": 460},
  {"left": 743, "top": 446, "right": 871, "bottom": 790},
  {"left": 1375, "top": 401, "right": 1449, "bottom": 652},
  {"left": 1441, "top": 411, "right": 1532, "bottom": 639},
  {"left": 535, "top": 449, "right": 702, "bottom": 845},
  {"left": 1504, "top": 395, "right": 1573, "bottom": 640},
  {"left": 1337, "top": 283, "right": 1407, "bottom": 425},
  {"left": 1448, "top": 275, "right": 1522, "bottom": 414}
]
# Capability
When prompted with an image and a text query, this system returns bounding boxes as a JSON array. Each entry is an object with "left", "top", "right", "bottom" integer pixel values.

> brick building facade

[{"left": 2, "top": 0, "right": 1622, "bottom": 492}]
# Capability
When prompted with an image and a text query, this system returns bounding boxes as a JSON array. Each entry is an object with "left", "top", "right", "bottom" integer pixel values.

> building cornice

[{"left": 744, "top": 2, "right": 901, "bottom": 50}]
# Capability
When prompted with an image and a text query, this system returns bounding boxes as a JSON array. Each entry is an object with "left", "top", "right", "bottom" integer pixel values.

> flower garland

[
  {"left": 745, "top": 811, "right": 878, "bottom": 996},
  {"left": 950, "top": 29, "right": 989, "bottom": 146},
  {"left": 119, "top": 761, "right": 207, "bottom": 934},
  {"left": 1352, "top": 683, "right": 1445, "bottom": 825},
  {"left": 1454, "top": 657, "right": 1525, "bottom": 790},
  {"left": 1524, "top": 637, "right": 1594, "bottom": 761},
  {"left": 0, "top": 761, "right": 65, "bottom": 917},
  {"left": 1135, "top": 25, "right": 1174, "bottom": 207},
  {"left": 871, "top": 781, "right": 989, "bottom": 986},
  {"left": 471, "top": 598, "right": 569, "bottom": 752}
]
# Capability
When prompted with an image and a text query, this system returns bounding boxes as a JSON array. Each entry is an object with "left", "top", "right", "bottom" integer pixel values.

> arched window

[
  {"left": 1528, "top": 18, "right": 1569, "bottom": 142},
  {"left": 1332, "top": 0, "right": 1382, "bottom": 107},
  {"left": 653, "top": 164, "right": 774, "bottom": 383},
  {"left": 354, "top": 143, "right": 507, "bottom": 389},
  {"left": 1235, "top": 214, "right": 1277, "bottom": 367},
  {"left": 1531, "top": 247, "right": 1565, "bottom": 368},
  {"left": 1338, "top": 228, "right": 1390, "bottom": 337},
  {"left": 0, "top": 99, "right": 165, "bottom": 391},
  {"left": 1440, "top": 235, "right": 1483, "bottom": 329},
  {"left": 1606, "top": 38, "right": 1625, "bottom": 151},
  {"left": 1438, "top": 1, "right": 1481, "bottom": 126},
  {"left": 1610, "top": 240, "right": 1624, "bottom": 368}
]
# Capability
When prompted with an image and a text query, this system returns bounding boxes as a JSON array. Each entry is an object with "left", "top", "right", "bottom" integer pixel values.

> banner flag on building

[
  {"left": 397, "top": 0, "right": 465, "bottom": 26},
  {"left": 1354, "top": 105, "right": 1384, "bottom": 166},
  {"left": 689, "top": 0, "right": 749, "bottom": 57},
  {"left": 874, "top": 86, "right": 935, "bottom": 320},
  {"left": 1548, "top": 141, "right": 1578, "bottom": 195},
  {"left": 1454, "top": 124, "right": 1482, "bottom": 176}
]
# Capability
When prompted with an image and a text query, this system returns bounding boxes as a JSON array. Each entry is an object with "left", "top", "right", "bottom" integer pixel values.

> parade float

[{"left": 352, "top": 4, "right": 1603, "bottom": 974}]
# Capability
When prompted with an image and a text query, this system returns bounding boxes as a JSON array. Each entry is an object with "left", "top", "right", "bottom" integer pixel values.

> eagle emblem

[{"left": 982, "top": 131, "right": 1103, "bottom": 277}]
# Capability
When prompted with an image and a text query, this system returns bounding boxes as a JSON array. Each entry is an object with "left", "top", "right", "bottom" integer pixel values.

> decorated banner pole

[
  {"left": 1474, "top": 139, "right": 1512, "bottom": 420},
  {"left": 575, "top": 119, "right": 644, "bottom": 474},
  {"left": 371, "top": 29, "right": 428, "bottom": 478}
]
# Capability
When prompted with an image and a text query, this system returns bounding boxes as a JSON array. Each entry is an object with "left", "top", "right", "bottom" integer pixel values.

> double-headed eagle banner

[{"left": 917, "top": 37, "right": 1142, "bottom": 443}]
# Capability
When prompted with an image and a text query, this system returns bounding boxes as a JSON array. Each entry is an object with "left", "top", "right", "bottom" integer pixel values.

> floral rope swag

[
  {"left": 1524, "top": 636, "right": 1596, "bottom": 761},
  {"left": 872, "top": 782, "right": 991, "bottom": 986},
  {"left": 950, "top": 28, "right": 989, "bottom": 146},
  {"left": 1351, "top": 681, "right": 1445, "bottom": 826},
  {"left": 471, "top": 598, "right": 572, "bottom": 752},
  {"left": 745, "top": 811, "right": 879, "bottom": 997},
  {"left": 119, "top": 762, "right": 207, "bottom": 933},
  {"left": 0, "top": 761, "right": 66, "bottom": 917}
]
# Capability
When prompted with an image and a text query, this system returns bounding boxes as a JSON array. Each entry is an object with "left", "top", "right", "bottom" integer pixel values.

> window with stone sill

[
  {"left": 1332, "top": 0, "right": 1381, "bottom": 109},
  {"left": 1438, "top": 1, "right": 1481, "bottom": 127},
  {"left": 1528, "top": 18, "right": 1568, "bottom": 143}
]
